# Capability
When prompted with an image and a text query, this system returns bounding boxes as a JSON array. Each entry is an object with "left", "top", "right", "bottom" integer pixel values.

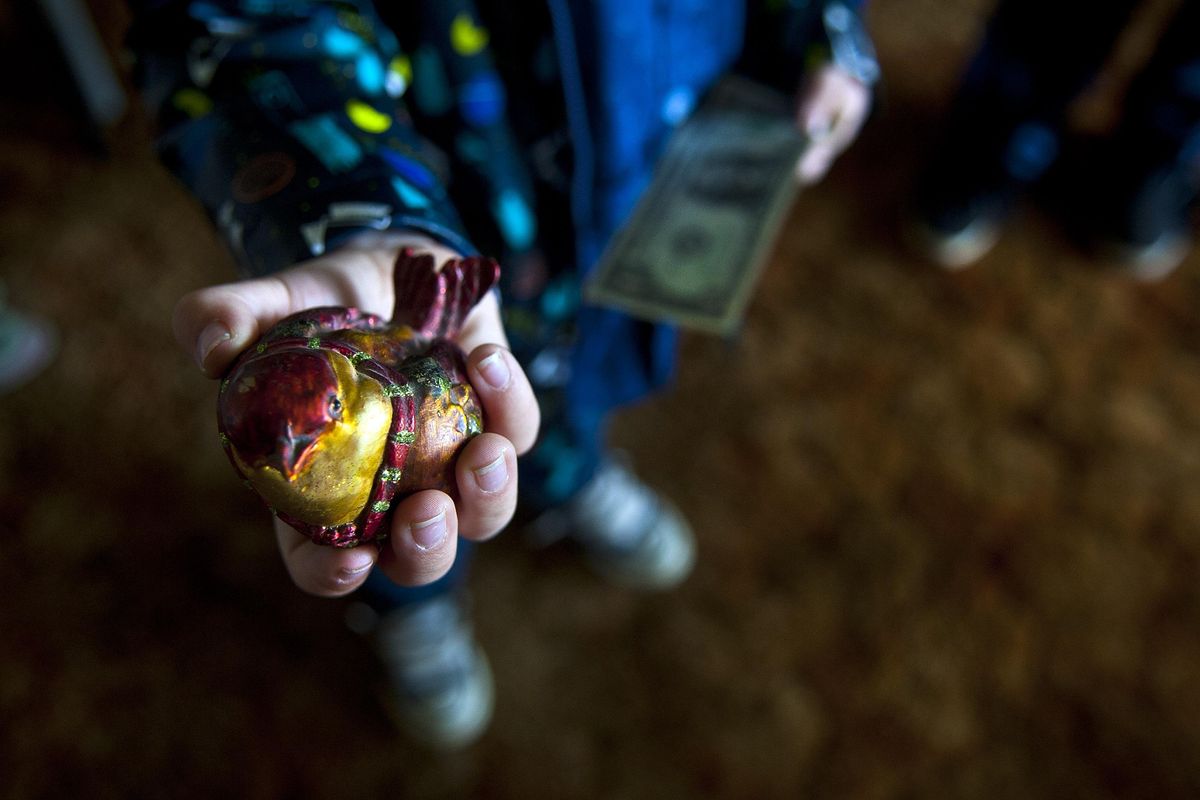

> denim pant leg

[
  {"left": 517, "top": 305, "right": 677, "bottom": 517},
  {"left": 355, "top": 540, "right": 474, "bottom": 612},
  {"left": 517, "top": 378, "right": 606, "bottom": 516}
]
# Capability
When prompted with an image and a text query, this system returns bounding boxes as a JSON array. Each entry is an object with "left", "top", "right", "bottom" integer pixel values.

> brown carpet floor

[{"left": 4, "top": 1, "right": 1200, "bottom": 797}]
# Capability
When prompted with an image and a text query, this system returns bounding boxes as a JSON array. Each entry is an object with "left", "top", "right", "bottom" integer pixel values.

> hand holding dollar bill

[{"left": 584, "top": 76, "right": 807, "bottom": 335}]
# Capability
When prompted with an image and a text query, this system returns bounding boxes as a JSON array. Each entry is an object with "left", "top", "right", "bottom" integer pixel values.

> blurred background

[{"left": 3, "top": 0, "right": 1200, "bottom": 797}]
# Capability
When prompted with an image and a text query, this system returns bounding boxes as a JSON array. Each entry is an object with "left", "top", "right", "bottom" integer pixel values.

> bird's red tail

[{"left": 391, "top": 248, "right": 501, "bottom": 339}]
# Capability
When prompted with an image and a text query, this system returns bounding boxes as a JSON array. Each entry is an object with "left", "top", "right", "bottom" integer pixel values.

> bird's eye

[{"left": 327, "top": 395, "right": 343, "bottom": 420}]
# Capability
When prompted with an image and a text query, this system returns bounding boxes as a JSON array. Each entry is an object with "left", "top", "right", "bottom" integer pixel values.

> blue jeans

[{"left": 357, "top": 540, "right": 474, "bottom": 611}]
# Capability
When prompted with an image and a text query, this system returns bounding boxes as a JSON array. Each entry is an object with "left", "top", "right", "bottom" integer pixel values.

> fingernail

[
  {"left": 197, "top": 322, "right": 231, "bottom": 370},
  {"left": 338, "top": 553, "right": 375, "bottom": 582},
  {"left": 476, "top": 351, "right": 511, "bottom": 390},
  {"left": 806, "top": 118, "right": 834, "bottom": 141},
  {"left": 410, "top": 509, "right": 448, "bottom": 551},
  {"left": 473, "top": 453, "right": 508, "bottom": 494}
]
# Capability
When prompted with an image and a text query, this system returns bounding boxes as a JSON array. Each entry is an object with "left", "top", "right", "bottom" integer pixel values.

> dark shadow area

[{"left": 3, "top": 0, "right": 1200, "bottom": 797}]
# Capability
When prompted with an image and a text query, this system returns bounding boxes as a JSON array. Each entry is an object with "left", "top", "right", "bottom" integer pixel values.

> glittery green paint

[
  {"left": 407, "top": 358, "right": 450, "bottom": 396},
  {"left": 385, "top": 383, "right": 414, "bottom": 398},
  {"left": 275, "top": 319, "right": 315, "bottom": 338}
]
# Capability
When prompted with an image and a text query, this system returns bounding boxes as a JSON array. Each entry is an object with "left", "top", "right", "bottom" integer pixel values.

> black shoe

[
  {"left": 908, "top": 183, "right": 1009, "bottom": 269},
  {"left": 910, "top": 120, "right": 1059, "bottom": 269},
  {"left": 1093, "top": 165, "right": 1194, "bottom": 281},
  {"left": 1045, "top": 136, "right": 1196, "bottom": 280}
]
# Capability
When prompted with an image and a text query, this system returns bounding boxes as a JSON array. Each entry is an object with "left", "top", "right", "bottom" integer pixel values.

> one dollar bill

[{"left": 584, "top": 75, "right": 806, "bottom": 335}]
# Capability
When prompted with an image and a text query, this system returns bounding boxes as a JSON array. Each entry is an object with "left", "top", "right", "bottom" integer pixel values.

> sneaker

[
  {"left": 910, "top": 120, "right": 1059, "bottom": 270},
  {"left": 1043, "top": 136, "right": 1196, "bottom": 281},
  {"left": 1089, "top": 166, "right": 1195, "bottom": 282},
  {"left": 528, "top": 455, "right": 696, "bottom": 590},
  {"left": 0, "top": 301, "right": 56, "bottom": 393},
  {"left": 1101, "top": 226, "right": 1191, "bottom": 282},
  {"left": 906, "top": 201, "right": 1005, "bottom": 270},
  {"left": 359, "top": 595, "right": 494, "bottom": 749},
  {"left": 908, "top": 140, "right": 1022, "bottom": 270}
]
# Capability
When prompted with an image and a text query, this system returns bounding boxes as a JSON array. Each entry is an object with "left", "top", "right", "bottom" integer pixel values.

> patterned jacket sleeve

[
  {"left": 743, "top": 0, "right": 878, "bottom": 90},
  {"left": 129, "top": 0, "right": 476, "bottom": 277}
]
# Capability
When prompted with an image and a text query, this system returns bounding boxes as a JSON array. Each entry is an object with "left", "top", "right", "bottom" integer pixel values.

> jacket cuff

[{"left": 820, "top": 2, "right": 880, "bottom": 86}]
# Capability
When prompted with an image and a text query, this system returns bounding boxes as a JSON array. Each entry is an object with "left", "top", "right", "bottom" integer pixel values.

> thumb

[{"left": 173, "top": 283, "right": 272, "bottom": 377}]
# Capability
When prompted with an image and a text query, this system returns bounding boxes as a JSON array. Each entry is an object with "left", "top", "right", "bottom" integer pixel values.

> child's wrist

[{"left": 340, "top": 230, "right": 466, "bottom": 272}]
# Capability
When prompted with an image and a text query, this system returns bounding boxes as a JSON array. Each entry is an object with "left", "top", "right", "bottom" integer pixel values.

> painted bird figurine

[{"left": 217, "top": 249, "right": 500, "bottom": 548}]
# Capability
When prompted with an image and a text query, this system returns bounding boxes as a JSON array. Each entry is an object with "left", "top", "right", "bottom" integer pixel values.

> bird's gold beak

[{"left": 268, "top": 430, "right": 315, "bottom": 482}]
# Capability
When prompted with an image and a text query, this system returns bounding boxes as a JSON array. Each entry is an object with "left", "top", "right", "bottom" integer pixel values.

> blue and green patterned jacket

[{"left": 132, "top": 0, "right": 870, "bottom": 506}]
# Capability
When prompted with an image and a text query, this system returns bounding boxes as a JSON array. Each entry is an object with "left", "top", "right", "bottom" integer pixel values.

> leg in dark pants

[
  {"left": 1076, "top": 0, "right": 1200, "bottom": 272},
  {"left": 913, "top": 0, "right": 1140, "bottom": 265}
]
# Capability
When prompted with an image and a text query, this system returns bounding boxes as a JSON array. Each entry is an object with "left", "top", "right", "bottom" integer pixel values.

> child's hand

[
  {"left": 173, "top": 231, "right": 539, "bottom": 595},
  {"left": 794, "top": 63, "right": 872, "bottom": 185}
]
